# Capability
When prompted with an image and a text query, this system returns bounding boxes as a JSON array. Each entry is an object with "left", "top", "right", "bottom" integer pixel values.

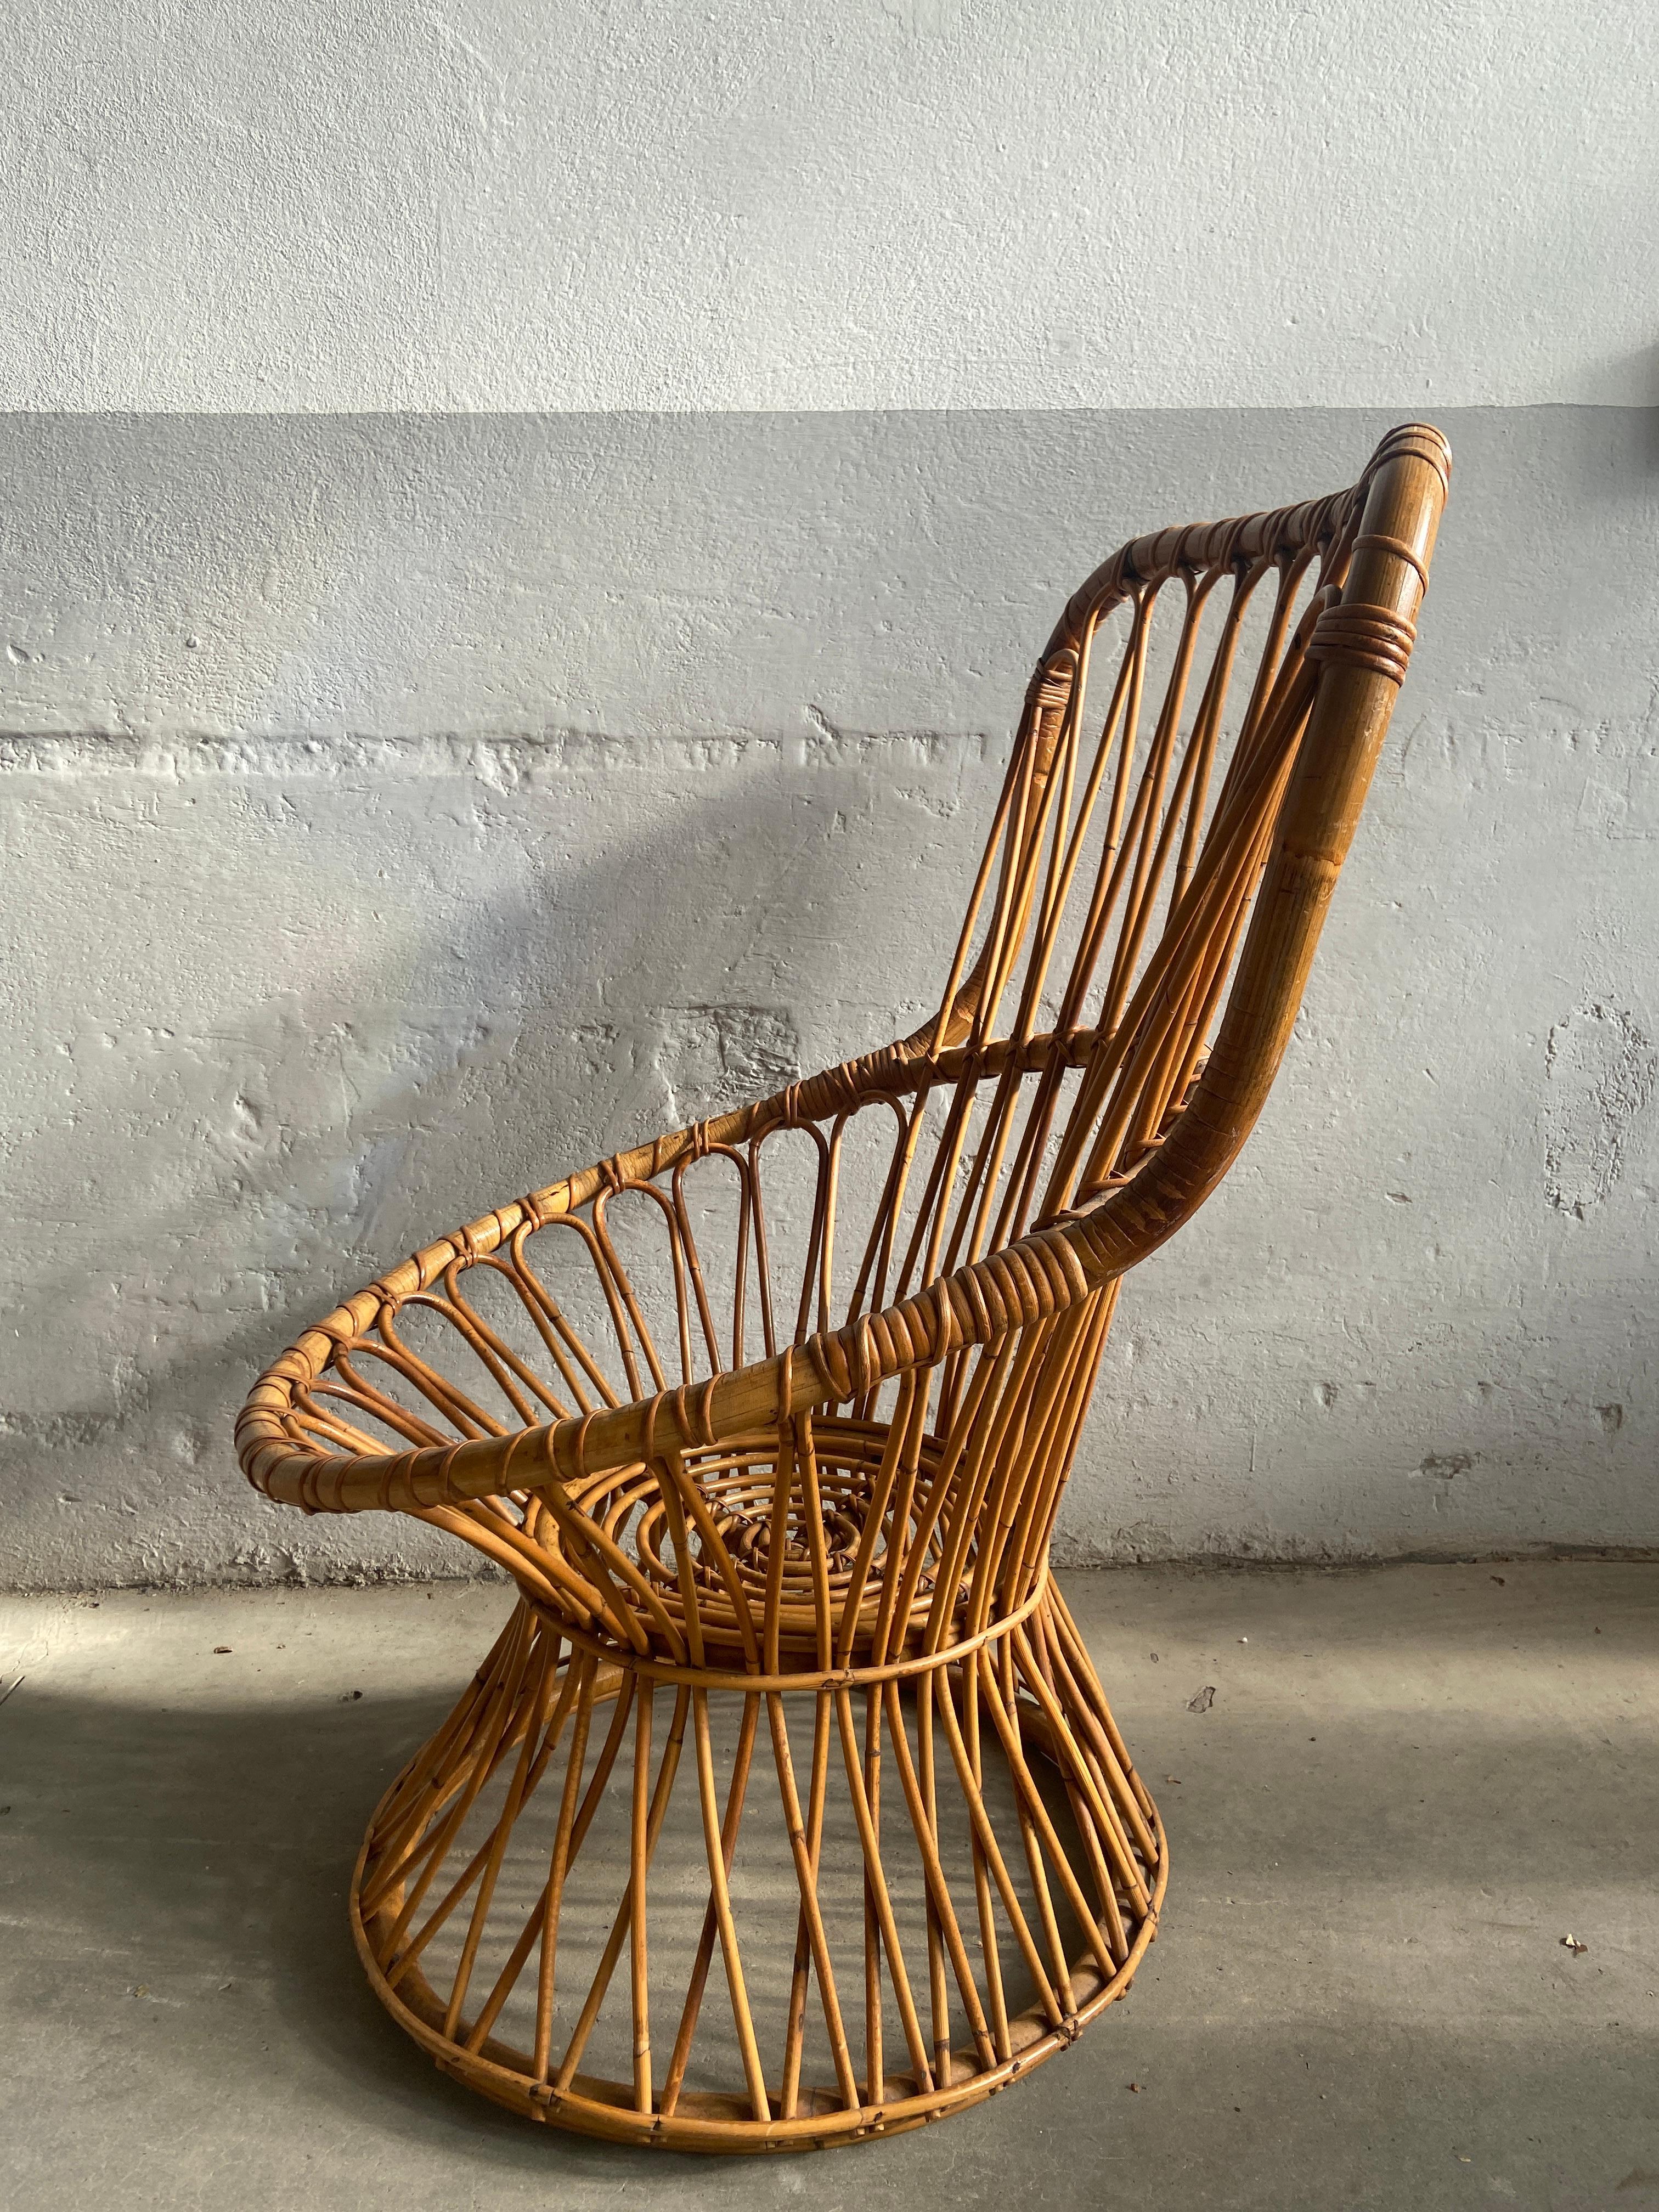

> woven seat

[{"left": 238, "top": 423, "right": 1449, "bottom": 2152}]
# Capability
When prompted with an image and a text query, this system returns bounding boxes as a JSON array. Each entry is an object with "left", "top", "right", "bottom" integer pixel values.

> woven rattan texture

[{"left": 236, "top": 424, "right": 1449, "bottom": 2150}]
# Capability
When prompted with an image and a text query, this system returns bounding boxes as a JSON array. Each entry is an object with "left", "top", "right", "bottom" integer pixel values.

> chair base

[{"left": 351, "top": 1587, "right": 1165, "bottom": 2154}]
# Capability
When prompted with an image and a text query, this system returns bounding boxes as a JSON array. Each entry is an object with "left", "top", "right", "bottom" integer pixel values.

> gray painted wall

[{"left": 3, "top": 405, "right": 1655, "bottom": 1586}]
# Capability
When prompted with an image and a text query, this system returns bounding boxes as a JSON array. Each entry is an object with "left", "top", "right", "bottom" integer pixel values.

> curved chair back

[{"left": 239, "top": 425, "right": 1451, "bottom": 1578}]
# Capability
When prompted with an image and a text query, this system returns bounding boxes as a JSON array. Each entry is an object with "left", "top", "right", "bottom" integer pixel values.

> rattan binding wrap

[{"left": 236, "top": 424, "right": 1449, "bottom": 2152}]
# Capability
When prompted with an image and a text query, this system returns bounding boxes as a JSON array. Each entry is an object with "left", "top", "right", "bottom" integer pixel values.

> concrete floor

[{"left": 1, "top": 1564, "right": 1654, "bottom": 2211}]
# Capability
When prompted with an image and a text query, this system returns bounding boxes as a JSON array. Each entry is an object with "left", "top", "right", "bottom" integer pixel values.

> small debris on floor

[
  {"left": 1188, "top": 1685, "right": 1216, "bottom": 1713},
  {"left": 1128, "top": 2081, "right": 1141, "bottom": 2093},
  {"left": 341, "top": 1689, "right": 363, "bottom": 1702},
  {"left": 1165, "top": 1775, "right": 1181, "bottom": 1785},
  {"left": 1561, "top": 1933, "right": 1589, "bottom": 1955},
  {"left": 1238, "top": 1636, "right": 1248, "bottom": 1644},
  {"left": 1149, "top": 1651, "right": 1159, "bottom": 1662},
  {"left": 1492, "top": 1575, "right": 1506, "bottom": 1586},
  {"left": 213, "top": 1646, "right": 232, "bottom": 1655}
]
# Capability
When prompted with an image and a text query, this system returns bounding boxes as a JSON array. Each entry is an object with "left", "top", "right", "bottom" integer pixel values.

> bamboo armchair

[{"left": 237, "top": 424, "right": 1449, "bottom": 2152}]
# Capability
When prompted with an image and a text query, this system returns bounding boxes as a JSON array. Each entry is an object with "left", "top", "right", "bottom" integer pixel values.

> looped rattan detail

[
  {"left": 1306, "top": 601, "right": 1419, "bottom": 686},
  {"left": 1352, "top": 531, "right": 1430, "bottom": 590},
  {"left": 1361, "top": 421, "right": 1453, "bottom": 490},
  {"left": 236, "top": 424, "right": 1449, "bottom": 2152}
]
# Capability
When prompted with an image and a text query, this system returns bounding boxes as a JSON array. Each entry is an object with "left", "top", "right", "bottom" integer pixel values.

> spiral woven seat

[{"left": 237, "top": 424, "right": 1449, "bottom": 2152}]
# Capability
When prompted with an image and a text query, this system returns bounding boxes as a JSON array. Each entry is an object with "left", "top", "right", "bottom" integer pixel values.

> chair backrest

[
  {"left": 857, "top": 419, "right": 1451, "bottom": 1314},
  {"left": 238, "top": 422, "right": 1449, "bottom": 1523}
]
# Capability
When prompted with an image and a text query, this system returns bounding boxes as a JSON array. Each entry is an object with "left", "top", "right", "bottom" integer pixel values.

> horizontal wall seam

[{"left": 0, "top": 729, "right": 998, "bottom": 777}]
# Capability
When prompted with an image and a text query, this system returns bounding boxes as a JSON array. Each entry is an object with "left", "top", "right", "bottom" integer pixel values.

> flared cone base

[{"left": 350, "top": 1584, "right": 1165, "bottom": 2153}]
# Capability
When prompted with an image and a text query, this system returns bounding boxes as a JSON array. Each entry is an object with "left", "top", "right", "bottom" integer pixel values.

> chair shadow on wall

[{"left": 16, "top": 730, "right": 977, "bottom": 1576}]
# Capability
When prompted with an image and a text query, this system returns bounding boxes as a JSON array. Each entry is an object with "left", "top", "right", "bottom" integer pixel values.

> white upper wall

[{"left": 5, "top": 0, "right": 1652, "bottom": 413}]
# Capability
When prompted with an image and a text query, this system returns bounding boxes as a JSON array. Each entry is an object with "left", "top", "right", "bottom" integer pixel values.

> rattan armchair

[{"left": 237, "top": 423, "right": 1449, "bottom": 2152}]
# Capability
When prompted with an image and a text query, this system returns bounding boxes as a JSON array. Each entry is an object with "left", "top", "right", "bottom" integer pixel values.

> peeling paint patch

[
  {"left": 660, "top": 1006, "right": 802, "bottom": 1126},
  {"left": 575, "top": 1006, "right": 804, "bottom": 1139},
  {"left": 1, "top": 1410, "right": 123, "bottom": 1448},
  {"left": 1544, "top": 1003, "right": 1657, "bottom": 1217},
  {"left": 1414, "top": 1451, "right": 1473, "bottom": 1481},
  {"left": 1410, "top": 1451, "right": 1474, "bottom": 1513}
]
